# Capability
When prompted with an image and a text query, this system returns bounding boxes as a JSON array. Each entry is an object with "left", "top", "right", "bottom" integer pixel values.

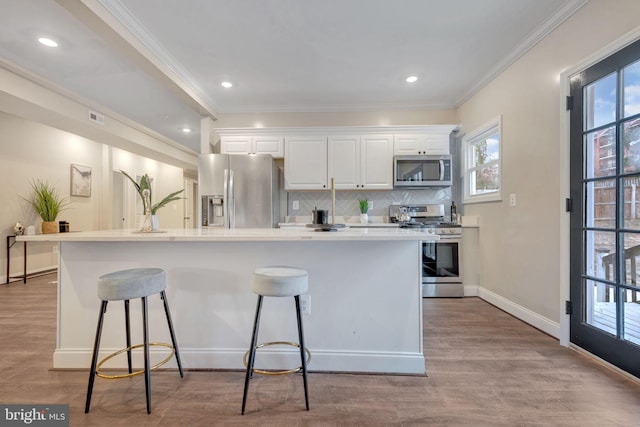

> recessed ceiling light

[
  {"left": 221, "top": 81, "right": 233, "bottom": 88},
  {"left": 181, "top": 128, "right": 192, "bottom": 133},
  {"left": 406, "top": 76, "right": 418, "bottom": 83},
  {"left": 38, "top": 37, "right": 58, "bottom": 47}
]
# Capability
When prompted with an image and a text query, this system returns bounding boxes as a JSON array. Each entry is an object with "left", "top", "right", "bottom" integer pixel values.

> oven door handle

[{"left": 439, "top": 160, "right": 445, "bottom": 181}]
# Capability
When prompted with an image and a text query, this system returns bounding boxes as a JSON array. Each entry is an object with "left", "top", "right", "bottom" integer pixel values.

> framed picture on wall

[{"left": 70, "top": 164, "right": 91, "bottom": 197}]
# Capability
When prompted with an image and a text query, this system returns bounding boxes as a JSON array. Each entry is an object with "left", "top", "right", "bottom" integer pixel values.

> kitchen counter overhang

[
  {"left": 17, "top": 226, "right": 438, "bottom": 242},
  {"left": 22, "top": 228, "right": 432, "bottom": 375}
]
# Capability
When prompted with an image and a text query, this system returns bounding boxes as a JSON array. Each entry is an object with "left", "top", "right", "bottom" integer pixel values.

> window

[{"left": 463, "top": 116, "right": 502, "bottom": 204}]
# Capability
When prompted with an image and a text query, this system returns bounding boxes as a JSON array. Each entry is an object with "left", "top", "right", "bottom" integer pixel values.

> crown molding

[
  {"left": 453, "top": 0, "right": 590, "bottom": 107},
  {"left": 91, "top": 0, "right": 219, "bottom": 118},
  {"left": 215, "top": 124, "right": 459, "bottom": 136}
]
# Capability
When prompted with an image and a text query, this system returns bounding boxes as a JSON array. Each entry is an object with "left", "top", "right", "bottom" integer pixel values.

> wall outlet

[
  {"left": 509, "top": 193, "right": 517, "bottom": 207},
  {"left": 368, "top": 201, "right": 373, "bottom": 211},
  {"left": 292, "top": 200, "right": 299, "bottom": 210},
  {"left": 52, "top": 245, "right": 58, "bottom": 253},
  {"left": 300, "top": 295, "right": 311, "bottom": 315}
]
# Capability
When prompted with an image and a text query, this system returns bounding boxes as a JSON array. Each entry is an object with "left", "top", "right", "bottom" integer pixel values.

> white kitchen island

[{"left": 19, "top": 227, "right": 434, "bottom": 374}]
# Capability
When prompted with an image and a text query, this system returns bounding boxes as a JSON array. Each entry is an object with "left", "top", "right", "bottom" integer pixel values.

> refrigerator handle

[
  {"left": 224, "top": 168, "right": 230, "bottom": 228},
  {"left": 229, "top": 169, "right": 235, "bottom": 229}
]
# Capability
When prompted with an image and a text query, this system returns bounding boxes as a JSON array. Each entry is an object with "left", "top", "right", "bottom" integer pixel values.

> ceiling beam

[{"left": 56, "top": 0, "right": 219, "bottom": 121}]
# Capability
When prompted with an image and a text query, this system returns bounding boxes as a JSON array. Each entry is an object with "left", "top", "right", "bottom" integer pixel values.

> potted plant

[
  {"left": 24, "top": 179, "right": 69, "bottom": 234},
  {"left": 120, "top": 170, "right": 183, "bottom": 231},
  {"left": 358, "top": 199, "right": 369, "bottom": 224}
]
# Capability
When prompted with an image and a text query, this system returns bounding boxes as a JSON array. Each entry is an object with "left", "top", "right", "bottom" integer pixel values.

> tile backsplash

[{"left": 286, "top": 187, "right": 452, "bottom": 219}]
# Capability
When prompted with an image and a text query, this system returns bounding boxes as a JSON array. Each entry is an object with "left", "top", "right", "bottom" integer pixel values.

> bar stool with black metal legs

[
  {"left": 241, "top": 266, "right": 310, "bottom": 415},
  {"left": 85, "top": 268, "right": 183, "bottom": 414}
]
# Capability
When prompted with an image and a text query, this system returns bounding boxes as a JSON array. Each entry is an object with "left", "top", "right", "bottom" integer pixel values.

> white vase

[
  {"left": 151, "top": 215, "right": 160, "bottom": 231},
  {"left": 360, "top": 213, "right": 368, "bottom": 224}
]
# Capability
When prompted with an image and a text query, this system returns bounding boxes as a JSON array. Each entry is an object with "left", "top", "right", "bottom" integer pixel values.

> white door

[
  {"left": 183, "top": 178, "right": 197, "bottom": 229},
  {"left": 111, "top": 171, "right": 128, "bottom": 229}
]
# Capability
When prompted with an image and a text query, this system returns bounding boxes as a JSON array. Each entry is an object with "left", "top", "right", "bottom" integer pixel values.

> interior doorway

[
  {"left": 111, "top": 171, "right": 128, "bottom": 229},
  {"left": 183, "top": 178, "right": 198, "bottom": 229}
]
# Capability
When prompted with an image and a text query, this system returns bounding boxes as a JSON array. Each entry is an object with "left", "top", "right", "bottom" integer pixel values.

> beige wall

[
  {"left": 1, "top": 112, "right": 104, "bottom": 277},
  {"left": 0, "top": 112, "right": 185, "bottom": 281},
  {"left": 456, "top": 0, "right": 640, "bottom": 324}
]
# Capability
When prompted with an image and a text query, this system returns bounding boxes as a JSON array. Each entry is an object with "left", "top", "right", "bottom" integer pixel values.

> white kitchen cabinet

[
  {"left": 393, "top": 133, "right": 450, "bottom": 155},
  {"left": 360, "top": 134, "right": 394, "bottom": 189},
  {"left": 220, "top": 135, "right": 284, "bottom": 157},
  {"left": 218, "top": 125, "right": 456, "bottom": 191},
  {"left": 328, "top": 135, "right": 360, "bottom": 189},
  {"left": 284, "top": 136, "right": 328, "bottom": 190},
  {"left": 328, "top": 134, "right": 393, "bottom": 190}
]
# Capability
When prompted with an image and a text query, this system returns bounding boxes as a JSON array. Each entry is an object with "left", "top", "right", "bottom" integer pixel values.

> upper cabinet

[
  {"left": 285, "top": 133, "right": 393, "bottom": 191},
  {"left": 220, "top": 134, "right": 284, "bottom": 158},
  {"left": 216, "top": 125, "right": 457, "bottom": 191},
  {"left": 328, "top": 134, "right": 393, "bottom": 190},
  {"left": 361, "top": 134, "right": 394, "bottom": 189},
  {"left": 284, "top": 136, "right": 328, "bottom": 190},
  {"left": 393, "top": 133, "right": 450, "bottom": 155}
]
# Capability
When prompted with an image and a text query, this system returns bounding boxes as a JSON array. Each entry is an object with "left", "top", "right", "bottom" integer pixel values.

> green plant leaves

[
  {"left": 120, "top": 170, "right": 183, "bottom": 215},
  {"left": 24, "top": 179, "right": 69, "bottom": 221},
  {"left": 358, "top": 198, "right": 369, "bottom": 213}
]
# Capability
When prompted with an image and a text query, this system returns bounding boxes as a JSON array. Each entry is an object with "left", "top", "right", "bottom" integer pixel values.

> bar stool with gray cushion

[
  {"left": 241, "top": 266, "right": 310, "bottom": 415},
  {"left": 85, "top": 268, "right": 183, "bottom": 414}
]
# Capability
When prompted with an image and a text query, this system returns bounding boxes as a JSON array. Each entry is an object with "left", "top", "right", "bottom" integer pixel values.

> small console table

[{"left": 5, "top": 235, "right": 56, "bottom": 284}]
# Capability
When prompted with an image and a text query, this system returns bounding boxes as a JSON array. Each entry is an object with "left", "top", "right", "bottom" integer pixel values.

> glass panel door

[{"left": 569, "top": 38, "right": 640, "bottom": 378}]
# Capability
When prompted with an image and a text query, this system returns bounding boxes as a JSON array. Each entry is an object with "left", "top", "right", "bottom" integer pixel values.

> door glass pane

[
  {"left": 586, "top": 179, "right": 616, "bottom": 227},
  {"left": 585, "top": 72, "right": 617, "bottom": 130},
  {"left": 585, "top": 127, "right": 616, "bottom": 178},
  {"left": 622, "top": 119, "right": 640, "bottom": 173},
  {"left": 586, "top": 230, "right": 616, "bottom": 280},
  {"left": 623, "top": 232, "right": 640, "bottom": 285},
  {"left": 623, "top": 59, "right": 640, "bottom": 118},
  {"left": 623, "top": 287, "right": 640, "bottom": 345},
  {"left": 585, "top": 279, "right": 617, "bottom": 336},
  {"left": 623, "top": 177, "right": 640, "bottom": 229}
]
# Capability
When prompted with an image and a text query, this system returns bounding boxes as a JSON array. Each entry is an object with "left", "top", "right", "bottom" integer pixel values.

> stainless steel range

[{"left": 389, "top": 204, "right": 463, "bottom": 297}]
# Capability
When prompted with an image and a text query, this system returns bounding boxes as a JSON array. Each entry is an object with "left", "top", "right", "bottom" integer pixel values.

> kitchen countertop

[
  {"left": 278, "top": 222, "right": 399, "bottom": 228},
  {"left": 17, "top": 227, "right": 438, "bottom": 242}
]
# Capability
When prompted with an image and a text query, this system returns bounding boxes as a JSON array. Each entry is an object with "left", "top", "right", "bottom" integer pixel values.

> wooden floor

[{"left": 1, "top": 274, "right": 640, "bottom": 426}]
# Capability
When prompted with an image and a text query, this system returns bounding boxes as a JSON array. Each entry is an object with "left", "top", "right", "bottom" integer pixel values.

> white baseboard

[
  {"left": 477, "top": 287, "right": 561, "bottom": 339},
  {"left": 53, "top": 348, "right": 426, "bottom": 374}
]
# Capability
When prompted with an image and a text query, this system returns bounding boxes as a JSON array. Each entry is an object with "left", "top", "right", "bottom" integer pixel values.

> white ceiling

[{"left": 0, "top": 0, "right": 587, "bottom": 153}]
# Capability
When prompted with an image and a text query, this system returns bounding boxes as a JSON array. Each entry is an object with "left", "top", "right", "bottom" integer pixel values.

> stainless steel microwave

[{"left": 393, "top": 155, "right": 452, "bottom": 187}]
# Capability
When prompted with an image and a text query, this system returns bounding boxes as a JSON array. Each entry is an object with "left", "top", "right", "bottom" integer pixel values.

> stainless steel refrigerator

[{"left": 198, "top": 154, "right": 281, "bottom": 228}]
